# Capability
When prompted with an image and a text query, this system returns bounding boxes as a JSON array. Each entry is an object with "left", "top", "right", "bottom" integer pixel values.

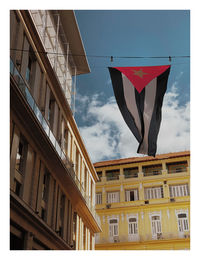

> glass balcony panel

[
  {"left": 41, "top": 118, "right": 50, "bottom": 136},
  {"left": 55, "top": 140, "right": 62, "bottom": 157},
  {"left": 25, "top": 87, "right": 35, "bottom": 109},
  {"left": 49, "top": 130, "right": 56, "bottom": 147},
  {"left": 10, "top": 59, "right": 14, "bottom": 74},
  {"left": 61, "top": 151, "right": 66, "bottom": 161},
  {"left": 33, "top": 103, "right": 43, "bottom": 125}
]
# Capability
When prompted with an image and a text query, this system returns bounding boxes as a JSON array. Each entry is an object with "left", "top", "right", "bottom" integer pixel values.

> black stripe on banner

[
  {"left": 147, "top": 67, "right": 171, "bottom": 156},
  {"left": 109, "top": 67, "right": 142, "bottom": 143},
  {"left": 135, "top": 87, "right": 145, "bottom": 153}
]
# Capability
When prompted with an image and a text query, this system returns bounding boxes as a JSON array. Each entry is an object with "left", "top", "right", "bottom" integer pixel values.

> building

[
  {"left": 10, "top": 10, "right": 101, "bottom": 250},
  {"left": 94, "top": 151, "right": 190, "bottom": 250}
]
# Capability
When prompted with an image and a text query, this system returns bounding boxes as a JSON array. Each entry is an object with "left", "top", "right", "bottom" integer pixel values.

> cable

[{"left": 10, "top": 48, "right": 190, "bottom": 60}]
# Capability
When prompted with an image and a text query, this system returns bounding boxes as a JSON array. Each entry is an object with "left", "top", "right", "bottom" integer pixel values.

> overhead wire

[{"left": 10, "top": 48, "right": 190, "bottom": 60}]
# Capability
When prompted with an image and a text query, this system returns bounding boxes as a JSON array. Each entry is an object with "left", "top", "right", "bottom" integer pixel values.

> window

[
  {"left": 177, "top": 213, "right": 189, "bottom": 232},
  {"left": 143, "top": 164, "right": 162, "bottom": 177},
  {"left": 167, "top": 161, "right": 188, "bottom": 174},
  {"left": 64, "top": 127, "right": 68, "bottom": 155},
  {"left": 15, "top": 135, "right": 27, "bottom": 174},
  {"left": 128, "top": 217, "right": 138, "bottom": 235},
  {"left": 106, "top": 169, "right": 120, "bottom": 181},
  {"left": 48, "top": 98, "right": 55, "bottom": 127},
  {"left": 96, "top": 193, "right": 102, "bottom": 205},
  {"left": 41, "top": 207, "right": 46, "bottom": 221},
  {"left": 124, "top": 167, "right": 138, "bottom": 178},
  {"left": 14, "top": 179, "right": 21, "bottom": 196},
  {"left": 151, "top": 215, "right": 162, "bottom": 236},
  {"left": 125, "top": 189, "right": 139, "bottom": 201},
  {"left": 109, "top": 219, "right": 118, "bottom": 237},
  {"left": 41, "top": 171, "right": 49, "bottom": 202},
  {"left": 107, "top": 191, "right": 120, "bottom": 203},
  {"left": 144, "top": 186, "right": 163, "bottom": 200},
  {"left": 169, "top": 184, "right": 189, "bottom": 197},
  {"left": 25, "top": 45, "right": 36, "bottom": 85}
]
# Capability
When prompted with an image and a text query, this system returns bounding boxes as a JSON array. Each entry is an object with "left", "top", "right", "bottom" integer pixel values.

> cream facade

[
  {"left": 10, "top": 10, "right": 101, "bottom": 250},
  {"left": 94, "top": 151, "right": 190, "bottom": 250}
]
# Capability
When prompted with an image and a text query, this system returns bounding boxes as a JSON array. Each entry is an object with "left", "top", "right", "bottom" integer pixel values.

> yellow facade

[{"left": 94, "top": 151, "right": 190, "bottom": 250}]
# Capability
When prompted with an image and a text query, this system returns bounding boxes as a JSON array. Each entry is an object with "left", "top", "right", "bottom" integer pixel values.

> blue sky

[{"left": 74, "top": 10, "right": 190, "bottom": 163}]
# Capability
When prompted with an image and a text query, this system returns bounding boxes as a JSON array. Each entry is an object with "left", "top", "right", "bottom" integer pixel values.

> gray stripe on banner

[
  {"left": 138, "top": 78, "right": 157, "bottom": 154},
  {"left": 122, "top": 74, "right": 142, "bottom": 139}
]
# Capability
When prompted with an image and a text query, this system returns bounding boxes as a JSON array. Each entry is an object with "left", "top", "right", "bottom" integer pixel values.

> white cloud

[{"left": 78, "top": 84, "right": 190, "bottom": 163}]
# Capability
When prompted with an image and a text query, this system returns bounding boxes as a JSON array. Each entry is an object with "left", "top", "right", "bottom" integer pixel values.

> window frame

[
  {"left": 128, "top": 217, "right": 138, "bottom": 235},
  {"left": 109, "top": 218, "right": 119, "bottom": 237},
  {"left": 96, "top": 192, "right": 102, "bottom": 205},
  {"left": 151, "top": 215, "right": 162, "bottom": 236},
  {"left": 125, "top": 189, "right": 139, "bottom": 202},
  {"left": 176, "top": 212, "right": 189, "bottom": 232},
  {"left": 107, "top": 191, "right": 120, "bottom": 203}
]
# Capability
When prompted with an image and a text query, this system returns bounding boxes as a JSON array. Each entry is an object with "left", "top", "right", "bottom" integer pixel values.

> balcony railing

[
  {"left": 106, "top": 176, "right": 120, "bottom": 181},
  {"left": 96, "top": 232, "right": 190, "bottom": 244},
  {"left": 168, "top": 167, "right": 187, "bottom": 174},
  {"left": 143, "top": 170, "right": 162, "bottom": 177},
  {"left": 10, "top": 58, "right": 100, "bottom": 227},
  {"left": 124, "top": 173, "right": 138, "bottom": 179}
]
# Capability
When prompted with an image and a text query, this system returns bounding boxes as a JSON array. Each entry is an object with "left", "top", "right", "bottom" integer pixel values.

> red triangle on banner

[{"left": 114, "top": 65, "right": 170, "bottom": 93}]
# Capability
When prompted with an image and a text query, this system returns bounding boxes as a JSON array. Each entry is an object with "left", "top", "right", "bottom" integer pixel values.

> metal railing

[{"left": 10, "top": 58, "right": 100, "bottom": 227}]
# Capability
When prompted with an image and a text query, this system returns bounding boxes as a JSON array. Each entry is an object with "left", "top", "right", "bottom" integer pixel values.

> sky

[{"left": 74, "top": 10, "right": 190, "bottom": 163}]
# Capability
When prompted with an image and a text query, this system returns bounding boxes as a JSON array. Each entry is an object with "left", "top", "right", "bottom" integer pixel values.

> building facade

[
  {"left": 94, "top": 151, "right": 190, "bottom": 250},
  {"left": 10, "top": 10, "right": 101, "bottom": 250}
]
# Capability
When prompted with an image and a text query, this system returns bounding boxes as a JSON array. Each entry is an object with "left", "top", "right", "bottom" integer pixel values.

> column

[
  {"left": 163, "top": 182, "right": 170, "bottom": 199},
  {"left": 24, "top": 232, "right": 34, "bottom": 250},
  {"left": 102, "top": 187, "right": 106, "bottom": 204},
  {"left": 101, "top": 169, "right": 106, "bottom": 182},
  {"left": 139, "top": 183, "right": 144, "bottom": 201},
  {"left": 162, "top": 161, "right": 168, "bottom": 175},
  {"left": 51, "top": 181, "right": 59, "bottom": 230},
  {"left": 20, "top": 35, "right": 29, "bottom": 79},
  {"left": 120, "top": 184, "right": 125, "bottom": 202},
  {"left": 35, "top": 162, "right": 45, "bottom": 215},
  {"left": 52, "top": 102, "right": 59, "bottom": 137},
  {"left": 75, "top": 215, "right": 80, "bottom": 250},
  {"left": 32, "top": 62, "right": 42, "bottom": 104},
  {"left": 46, "top": 175, "right": 54, "bottom": 226},
  {"left": 67, "top": 130, "right": 71, "bottom": 159},
  {"left": 22, "top": 145, "right": 35, "bottom": 204},
  {"left": 138, "top": 164, "right": 143, "bottom": 179},
  {"left": 10, "top": 125, "right": 20, "bottom": 190},
  {"left": 119, "top": 167, "right": 124, "bottom": 181},
  {"left": 62, "top": 196, "right": 68, "bottom": 242},
  {"left": 30, "top": 154, "right": 41, "bottom": 210}
]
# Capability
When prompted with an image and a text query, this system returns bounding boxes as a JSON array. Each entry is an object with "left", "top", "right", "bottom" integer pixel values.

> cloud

[{"left": 78, "top": 84, "right": 190, "bottom": 163}]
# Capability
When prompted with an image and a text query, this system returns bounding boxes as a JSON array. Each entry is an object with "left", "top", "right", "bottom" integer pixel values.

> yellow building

[
  {"left": 94, "top": 151, "right": 190, "bottom": 250},
  {"left": 10, "top": 10, "right": 101, "bottom": 250}
]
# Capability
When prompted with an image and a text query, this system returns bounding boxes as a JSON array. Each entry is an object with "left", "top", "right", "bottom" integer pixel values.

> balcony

[
  {"left": 106, "top": 169, "right": 120, "bottom": 181},
  {"left": 96, "top": 232, "right": 190, "bottom": 244},
  {"left": 10, "top": 58, "right": 100, "bottom": 226},
  {"left": 168, "top": 167, "right": 187, "bottom": 174}
]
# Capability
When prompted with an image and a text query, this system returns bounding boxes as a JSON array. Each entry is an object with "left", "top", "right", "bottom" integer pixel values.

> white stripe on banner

[
  {"left": 139, "top": 78, "right": 157, "bottom": 154},
  {"left": 122, "top": 74, "right": 142, "bottom": 139}
]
